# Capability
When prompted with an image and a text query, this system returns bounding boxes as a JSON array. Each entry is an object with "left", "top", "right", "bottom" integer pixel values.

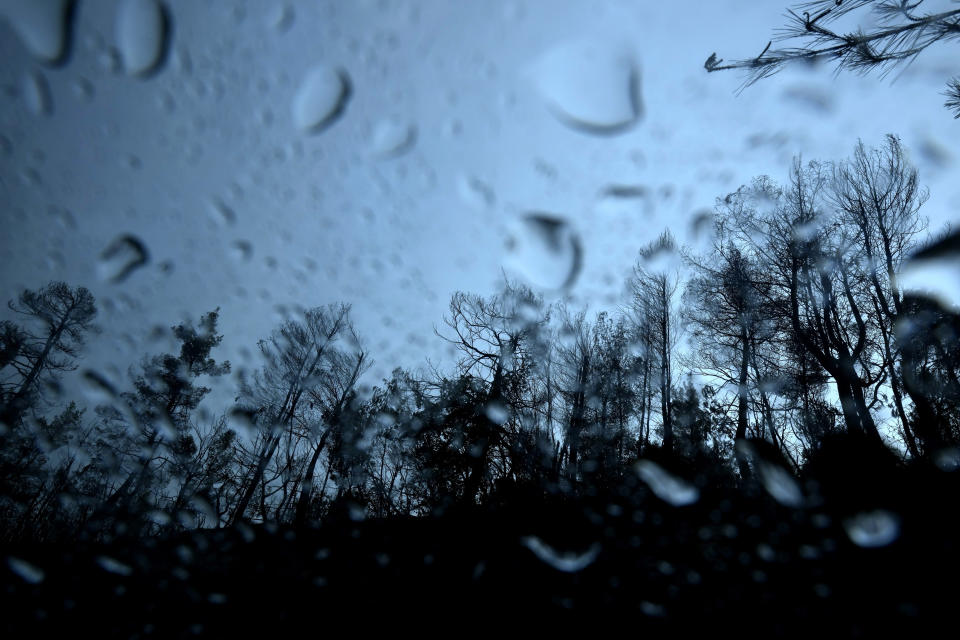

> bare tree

[
  {"left": 229, "top": 304, "right": 352, "bottom": 524},
  {"left": 628, "top": 230, "right": 683, "bottom": 452}
]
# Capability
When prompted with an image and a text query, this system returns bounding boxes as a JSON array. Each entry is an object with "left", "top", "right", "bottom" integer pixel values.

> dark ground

[{"left": 4, "top": 447, "right": 960, "bottom": 637}]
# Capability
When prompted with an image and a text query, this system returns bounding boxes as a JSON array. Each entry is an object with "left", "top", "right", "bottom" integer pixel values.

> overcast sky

[{"left": 1, "top": 0, "right": 957, "bottom": 410}]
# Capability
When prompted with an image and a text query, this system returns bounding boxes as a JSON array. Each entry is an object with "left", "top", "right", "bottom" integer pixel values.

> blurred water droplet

[
  {"left": 98, "top": 234, "right": 149, "bottom": 283},
  {"left": 96, "top": 555, "right": 133, "bottom": 575},
  {"left": 934, "top": 447, "right": 960, "bottom": 472},
  {"left": 0, "top": 0, "right": 72, "bottom": 63},
  {"left": 229, "top": 240, "right": 252, "bottom": 262},
  {"left": 521, "top": 536, "right": 600, "bottom": 573},
  {"left": 80, "top": 369, "right": 118, "bottom": 402},
  {"left": 228, "top": 406, "right": 258, "bottom": 438},
  {"left": 292, "top": 65, "right": 350, "bottom": 133},
  {"left": 844, "top": 510, "right": 900, "bottom": 548},
  {"left": 7, "top": 557, "right": 44, "bottom": 584},
  {"left": 116, "top": 0, "right": 168, "bottom": 76},
  {"left": 457, "top": 174, "right": 495, "bottom": 210},
  {"left": 689, "top": 209, "right": 714, "bottom": 241},
  {"left": 23, "top": 70, "right": 52, "bottom": 116},
  {"left": 782, "top": 85, "right": 833, "bottom": 113},
  {"left": 634, "top": 460, "right": 699, "bottom": 506},
  {"left": 533, "top": 39, "right": 642, "bottom": 135},
  {"left": 209, "top": 198, "right": 236, "bottom": 226},
  {"left": 756, "top": 462, "right": 803, "bottom": 507},
  {"left": 600, "top": 184, "right": 647, "bottom": 199},
  {"left": 71, "top": 76, "right": 94, "bottom": 101},
  {"left": 897, "top": 257, "right": 960, "bottom": 311},
  {"left": 369, "top": 117, "right": 416, "bottom": 158},
  {"left": 268, "top": 3, "right": 295, "bottom": 32},
  {"left": 0, "top": 134, "right": 11, "bottom": 156},
  {"left": 505, "top": 213, "right": 582, "bottom": 291},
  {"left": 484, "top": 401, "right": 509, "bottom": 425}
]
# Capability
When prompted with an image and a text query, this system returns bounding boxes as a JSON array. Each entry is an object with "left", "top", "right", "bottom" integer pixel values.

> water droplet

[
  {"left": 689, "top": 209, "right": 714, "bottom": 241},
  {"left": 0, "top": 0, "right": 72, "bottom": 63},
  {"left": 209, "top": 198, "right": 236, "bottom": 226},
  {"left": 844, "top": 510, "right": 900, "bottom": 548},
  {"left": 484, "top": 401, "right": 509, "bottom": 425},
  {"left": 23, "top": 70, "right": 52, "bottom": 116},
  {"left": 532, "top": 39, "right": 642, "bottom": 135},
  {"left": 600, "top": 184, "right": 647, "bottom": 200},
  {"left": 229, "top": 240, "right": 252, "bottom": 262},
  {"left": 634, "top": 460, "right": 699, "bottom": 506},
  {"left": 116, "top": 0, "right": 168, "bottom": 76},
  {"left": 756, "top": 462, "right": 803, "bottom": 508},
  {"left": 782, "top": 85, "right": 833, "bottom": 113},
  {"left": 269, "top": 3, "right": 295, "bottom": 32},
  {"left": 505, "top": 213, "right": 582, "bottom": 291},
  {"left": 292, "top": 65, "right": 350, "bottom": 133},
  {"left": 457, "top": 174, "right": 495, "bottom": 210},
  {"left": 521, "top": 536, "right": 600, "bottom": 573},
  {"left": 71, "top": 76, "right": 95, "bottom": 101},
  {"left": 934, "top": 447, "right": 960, "bottom": 472},
  {"left": 0, "top": 134, "right": 11, "bottom": 156},
  {"left": 7, "top": 556, "right": 44, "bottom": 584},
  {"left": 98, "top": 234, "right": 149, "bottom": 283},
  {"left": 369, "top": 117, "right": 416, "bottom": 158},
  {"left": 96, "top": 555, "right": 133, "bottom": 575}
]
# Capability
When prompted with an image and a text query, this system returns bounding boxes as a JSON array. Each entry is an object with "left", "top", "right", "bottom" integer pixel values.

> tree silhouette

[
  {"left": 1, "top": 282, "right": 97, "bottom": 427},
  {"left": 229, "top": 304, "right": 353, "bottom": 524},
  {"left": 705, "top": 0, "right": 960, "bottom": 117},
  {"left": 628, "top": 230, "right": 683, "bottom": 452}
]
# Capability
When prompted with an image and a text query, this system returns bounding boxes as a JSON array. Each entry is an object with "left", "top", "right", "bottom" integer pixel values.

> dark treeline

[{"left": 2, "top": 135, "right": 960, "bottom": 545}]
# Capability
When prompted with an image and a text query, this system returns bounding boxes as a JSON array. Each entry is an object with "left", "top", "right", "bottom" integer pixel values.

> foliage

[{"left": 705, "top": 0, "right": 960, "bottom": 117}]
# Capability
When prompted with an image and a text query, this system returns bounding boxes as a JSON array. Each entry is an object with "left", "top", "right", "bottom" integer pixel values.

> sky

[{"left": 1, "top": 0, "right": 958, "bottom": 412}]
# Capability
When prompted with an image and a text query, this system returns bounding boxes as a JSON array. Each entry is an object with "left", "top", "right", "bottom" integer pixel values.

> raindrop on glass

[
  {"left": 116, "top": 0, "right": 168, "bottom": 76},
  {"left": 457, "top": 174, "right": 495, "bottom": 210},
  {"left": 22, "top": 70, "right": 52, "bottom": 116},
  {"left": 505, "top": 213, "right": 582, "bottom": 291},
  {"left": 756, "top": 462, "right": 803, "bottom": 508},
  {"left": 369, "top": 117, "right": 416, "bottom": 158},
  {"left": 0, "top": 0, "right": 72, "bottom": 63},
  {"left": 844, "top": 510, "right": 900, "bottom": 548},
  {"left": 7, "top": 557, "right": 44, "bottom": 584},
  {"left": 521, "top": 536, "right": 600, "bottom": 573},
  {"left": 98, "top": 234, "right": 149, "bottom": 283},
  {"left": 533, "top": 39, "right": 642, "bottom": 135},
  {"left": 484, "top": 401, "right": 509, "bottom": 425},
  {"left": 292, "top": 65, "right": 351, "bottom": 133},
  {"left": 634, "top": 460, "right": 699, "bottom": 506}
]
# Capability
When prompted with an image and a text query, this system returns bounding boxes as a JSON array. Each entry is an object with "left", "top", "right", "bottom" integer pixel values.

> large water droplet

[
  {"left": 634, "top": 460, "right": 699, "bottom": 506},
  {"left": 844, "top": 510, "right": 900, "bottom": 548},
  {"left": 505, "top": 213, "right": 582, "bottom": 291},
  {"left": 22, "top": 70, "right": 52, "bottom": 116},
  {"left": 521, "top": 536, "right": 600, "bottom": 573},
  {"left": 116, "top": 0, "right": 168, "bottom": 76},
  {"left": 532, "top": 39, "right": 642, "bottom": 135},
  {"left": 369, "top": 117, "right": 416, "bottom": 158},
  {"left": 897, "top": 230, "right": 960, "bottom": 311},
  {"left": 292, "top": 65, "right": 350, "bottom": 133},
  {"left": 98, "top": 234, "right": 149, "bottom": 283},
  {"left": 0, "top": 0, "right": 72, "bottom": 63}
]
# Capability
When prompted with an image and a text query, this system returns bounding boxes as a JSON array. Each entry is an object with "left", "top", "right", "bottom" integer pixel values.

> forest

[{"left": 3, "top": 135, "right": 960, "bottom": 633}]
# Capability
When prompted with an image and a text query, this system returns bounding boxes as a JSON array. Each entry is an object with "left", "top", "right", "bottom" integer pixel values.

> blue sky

[{"left": 1, "top": 0, "right": 957, "bottom": 410}]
